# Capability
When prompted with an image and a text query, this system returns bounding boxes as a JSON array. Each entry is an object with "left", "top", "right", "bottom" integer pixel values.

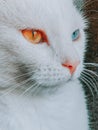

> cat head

[{"left": 0, "top": 0, "right": 87, "bottom": 94}]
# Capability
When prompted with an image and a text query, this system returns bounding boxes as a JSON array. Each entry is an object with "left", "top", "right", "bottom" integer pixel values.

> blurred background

[{"left": 83, "top": 0, "right": 98, "bottom": 130}]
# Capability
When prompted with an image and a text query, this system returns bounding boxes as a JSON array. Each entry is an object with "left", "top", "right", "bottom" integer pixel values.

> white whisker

[
  {"left": 0, "top": 70, "right": 37, "bottom": 88},
  {"left": 19, "top": 82, "right": 39, "bottom": 97},
  {"left": 84, "top": 68, "right": 98, "bottom": 78},
  {"left": 80, "top": 77, "right": 94, "bottom": 97},
  {"left": 82, "top": 71, "right": 98, "bottom": 87},
  {"left": 84, "top": 63, "right": 98, "bottom": 67},
  {"left": 81, "top": 72, "right": 98, "bottom": 93},
  {"left": 0, "top": 78, "right": 32, "bottom": 97}
]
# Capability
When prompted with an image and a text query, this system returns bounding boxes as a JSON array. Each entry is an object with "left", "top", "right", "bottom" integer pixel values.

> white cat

[{"left": 0, "top": 0, "right": 90, "bottom": 130}]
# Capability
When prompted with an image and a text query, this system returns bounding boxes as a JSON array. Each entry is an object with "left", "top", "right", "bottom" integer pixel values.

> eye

[
  {"left": 72, "top": 29, "right": 80, "bottom": 41},
  {"left": 21, "top": 29, "right": 48, "bottom": 44}
]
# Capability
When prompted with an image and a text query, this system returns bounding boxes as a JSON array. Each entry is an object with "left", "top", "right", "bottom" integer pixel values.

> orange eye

[{"left": 21, "top": 29, "right": 48, "bottom": 44}]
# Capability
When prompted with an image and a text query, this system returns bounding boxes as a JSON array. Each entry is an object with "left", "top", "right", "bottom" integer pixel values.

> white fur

[{"left": 0, "top": 0, "right": 89, "bottom": 130}]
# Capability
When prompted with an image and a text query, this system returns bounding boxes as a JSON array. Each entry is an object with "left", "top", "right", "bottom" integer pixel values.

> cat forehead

[
  {"left": 1, "top": 0, "right": 73, "bottom": 9},
  {"left": 0, "top": 0, "right": 81, "bottom": 29}
]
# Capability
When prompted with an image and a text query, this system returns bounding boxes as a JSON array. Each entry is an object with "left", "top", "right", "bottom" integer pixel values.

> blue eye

[{"left": 72, "top": 29, "right": 80, "bottom": 41}]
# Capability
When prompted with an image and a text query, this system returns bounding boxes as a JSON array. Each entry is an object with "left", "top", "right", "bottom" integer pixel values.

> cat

[{"left": 0, "top": 0, "right": 90, "bottom": 130}]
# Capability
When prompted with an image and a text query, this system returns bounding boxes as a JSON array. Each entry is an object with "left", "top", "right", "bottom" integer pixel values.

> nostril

[
  {"left": 62, "top": 63, "right": 77, "bottom": 74},
  {"left": 68, "top": 65, "right": 73, "bottom": 69},
  {"left": 62, "top": 64, "right": 73, "bottom": 69}
]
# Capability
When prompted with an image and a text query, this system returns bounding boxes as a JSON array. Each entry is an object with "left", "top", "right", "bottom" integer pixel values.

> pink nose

[{"left": 62, "top": 61, "right": 80, "bottom": 74}]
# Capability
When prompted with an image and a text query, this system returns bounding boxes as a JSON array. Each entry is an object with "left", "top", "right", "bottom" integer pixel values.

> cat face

[{"left": 0, "top": 0, "right": 86, "bottom": 93}]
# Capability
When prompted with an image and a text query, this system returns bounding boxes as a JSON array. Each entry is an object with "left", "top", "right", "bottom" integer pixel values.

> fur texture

[{"left": 0, "top": 0, "right": 89, "bottom": 130}]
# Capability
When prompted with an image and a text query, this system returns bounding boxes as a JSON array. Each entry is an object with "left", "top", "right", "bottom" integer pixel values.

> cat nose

[{"left": 62, "top": 61, "right": 80, "bottom": 74}]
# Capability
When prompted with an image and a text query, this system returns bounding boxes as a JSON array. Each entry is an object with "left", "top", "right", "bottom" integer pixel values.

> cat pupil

[{"left": 32, "top": 31, "right": 36, "bottom": 37}]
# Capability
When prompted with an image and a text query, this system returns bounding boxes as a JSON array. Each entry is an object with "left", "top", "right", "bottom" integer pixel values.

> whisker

[
  {"left": 19, "top": 82, "right": 39, "bottom": 97},
  {"left": 26, "top": 84, "right": 40, "bottom": 97},
  {"left": 81, "top": 72, "right": 98, "bottom": 93},
  {"left": 80, "top": 77, "right": 94, "bottom": 97},
  {"left": 84, "top": 69, "right": 98, "bottom": 78},
  {"left": 84, "top": 63, "right": 98, "bottom": 67},
  {"left": 82, "top": 71, "right": 98, "bottom": 87},
  {"left": 0, "top": 70, "right": 37, "bottom": 88},
  {"left": 0, "top": 78, "right": 32, "bottom": 97}
]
